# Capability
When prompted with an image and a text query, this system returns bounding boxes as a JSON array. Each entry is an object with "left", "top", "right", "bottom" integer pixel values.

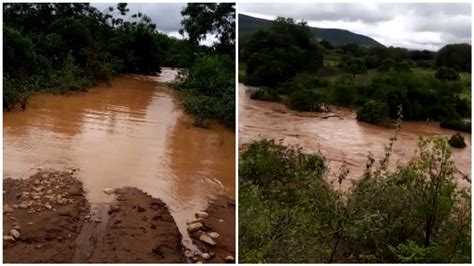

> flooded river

[
  {"left": 239, "top": 83, "right": 471, "bottom": 189},
  {"left": 3, "top": 69, "right": 235, "bottom": 250}
]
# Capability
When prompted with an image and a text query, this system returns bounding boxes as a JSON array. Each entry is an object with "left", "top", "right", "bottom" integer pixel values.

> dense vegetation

[
  {"left": 240, "top": 136, "right": 471, "bottom": 263},
  {"left": 239, "top": 15, "right": 471, "bottom": 263},
  {"left": 176, "top": 3, "right": 235, "bottom": 128},
  {"left": 3, "top": 3, "right": 235, "bottom": 129},
  {"left": 3, "top": 3, "right": 198, "bottom": 111},
  {"left": 239, "top": 17, "right": 471, "bottom": 132},
  {"left": 242, "top": 17, "right": 322, "bottom": 88}
]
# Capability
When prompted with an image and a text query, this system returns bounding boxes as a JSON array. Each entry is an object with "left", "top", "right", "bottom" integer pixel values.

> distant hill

[{"left": 239, "top": 13, "right": 385, "bottom": 48}]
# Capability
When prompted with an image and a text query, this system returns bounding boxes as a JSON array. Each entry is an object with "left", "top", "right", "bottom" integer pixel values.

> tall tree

[{"left": 180, "top": 3, "right": 235, "bottom": 55}]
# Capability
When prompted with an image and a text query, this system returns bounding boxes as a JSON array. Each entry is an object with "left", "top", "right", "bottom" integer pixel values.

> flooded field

[
  {"left": 239, "top": 83, "right": 471, "bottom": 189},
  {"left": 3, "top": 69, "right": 235, "bottom": 255}
]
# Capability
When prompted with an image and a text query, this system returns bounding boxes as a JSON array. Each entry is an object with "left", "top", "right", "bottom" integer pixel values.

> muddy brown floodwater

[
  {"left": 3, "top": 69, "right": 235, "bottom": 257},
  {"left": 239, "top": 83, "right": 471, "bottom": 190}
]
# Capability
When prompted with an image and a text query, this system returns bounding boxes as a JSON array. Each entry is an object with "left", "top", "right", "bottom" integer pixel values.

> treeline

[
  {"left": 4, "top": 3, "right": 235, "bottom": 129},
  {"left": 176, "top": 3, "right": 235, "bottom": 128},
  {"left": 239, "top": 17, "right": 471, "bottom": 132},
  {"left": 239, "top": 137, "right": 471, "bottom": 263},
  {"left": 3, "top": 3, "right": 196, "bottom": 111}
]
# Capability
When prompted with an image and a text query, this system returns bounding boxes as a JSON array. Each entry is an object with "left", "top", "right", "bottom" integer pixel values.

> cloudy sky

[
  {"left": 91, "top": 3, "right": 186, "bottom": 39},
  {"left": 240, "top": 3, "right": 471, "bottom": 51}
]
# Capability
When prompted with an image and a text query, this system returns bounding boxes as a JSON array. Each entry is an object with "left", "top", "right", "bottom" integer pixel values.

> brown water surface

[
  {"left": 239, "top": 83, "right": 470, "bottom": 189},
  {"left": 3, "top": 69, "right": 235, "bottom": 249}
]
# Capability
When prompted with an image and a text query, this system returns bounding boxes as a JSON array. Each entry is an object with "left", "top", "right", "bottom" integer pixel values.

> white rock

[
  {"left": 10, "top": 229, "right": 20, "bottom": 239},
  {"left": 195, "top": 211, "right": 208, "bottom": 219},
  {"left": 186, "top": 218, "right": 203, "bottom": 225},
  {"left": 201, "top": 253, "right": 211, "bottom": 260},
  {"left": 199, "top": 233, "right": 216, "bottom": 246},
  {"left": 103, "top": 188, "right": 115, "bottom": 195},
  {"left": 225, "top": 255, "right": 235, "bottom": 262},
  {"left": 18, "top": 203, "right": 28, "bottom": 209},
  {"left": 208, "top": 232, "right": 220, "bottom": 239},
  {"left": 3, "top": 235, "right": 15, "bottom": 241},
  {"left": 218, "top": 219, "right": 224, "bottom": 223},
  {"left": 187, "top": 222, "right": 203, "bottom": 232}
]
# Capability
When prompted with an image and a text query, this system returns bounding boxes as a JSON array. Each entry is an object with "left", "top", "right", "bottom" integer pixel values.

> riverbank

[
  {"left": 3, "top": 170, "right": 235, "bottom": 263},
  {"left": 239, "top": 83, "right": 471, "bottom": 189},
  {"left": 4, "top": 72, "right": 235, "bottom": 259}
]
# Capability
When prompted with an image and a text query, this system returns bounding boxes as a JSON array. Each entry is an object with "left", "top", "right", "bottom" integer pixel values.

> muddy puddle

[
  {"left": 239, "top": 83, "right": 471, "bottom": 190},
  {"left": 3, "top": 68, "right": 235, "bottom": 256}
]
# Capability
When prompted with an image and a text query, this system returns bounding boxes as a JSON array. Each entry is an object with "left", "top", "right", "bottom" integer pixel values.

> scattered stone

[
  {"left": 195, "top": 211, "right": 208, "bottom": 219},
  {"left": 196, "top": 261, "right": 203, "bottom": 264},
  {"left": 218, "top": 219, "right": 224, "bottom": 223},
  {"left": 201, "top": 253, "right": 211, "bottom": 260},
  {"left": 33, "top": 195, "right": 41, "bottom": 200},
  {"left": 18, "top": 203, "right": 28, "bottom": 209},
  {"left": 199, "top": 233, "right": 216, "bottom": 246},
  {"left": 44, "top": 204, "right": 53, "bottom": 210},
  {"left": 208, "top": 232, "right": 220, "bottom": 239},
  {"left": 10, "top": 229, "right": 20, "bottom": 239},
  {"left": 186, "top": 218, "right": 203, "bottom": 225},
  {"left": 14, "top": 225, "right": 21, "bottom": 230},
  {"left": 27, "top": 222, "right": 34, "bottom": 225},
  {"left": 224, "top": 255, "right": 235, "bottom": 263},
  {"left": 42, "top": 174, "right": 48, "bottom": 178},
  {"left": 184, "top": 250, "right": 194, "bottom": 259},
  {"left": 103, "top": 188, "right": 115, "bottom": 195},
  {"left": 4, "top": 205, "right": 13, "bottom": 214},
  {"left": 4, "top": 235, "right": 15, "bottom": 241},
  {"left": 187, "top": 222, "right": 203, "bottom": 232}
]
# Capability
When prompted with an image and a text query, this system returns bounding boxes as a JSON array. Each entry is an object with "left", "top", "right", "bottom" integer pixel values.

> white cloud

[{"left": 240, "top": 3, "right": 471, "bottom": 50}]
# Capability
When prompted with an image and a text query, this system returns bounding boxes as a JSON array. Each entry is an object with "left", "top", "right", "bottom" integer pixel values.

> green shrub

[
  {"left": 448, "top": 133, "right": 467, "bottom": 148},
  {"left": 178, "top": 54, "right": 235, "bottom": 128},
  {"left": 286, "top": 89, "right": 324, "bottom": 112},
  {"left": 239, "top": 138, "right": 471, "bottom": 263},
  {"left": 435, "top": 66, "right": 460, "bottom": 81},
  {"left": 240, "top": 139, "right": 326, "bottom": 186},
  {"left": 250, "top": 88, "right": 281, "bottom": 102},
  {"left": 440, "top": 119, "right": 471, "bottom": 133},
  {"left": 356, "top": 99, "right": 390, "bottom": 125},
  {"left": 331, "top": 79, "right": 356, "bottom": 107}
]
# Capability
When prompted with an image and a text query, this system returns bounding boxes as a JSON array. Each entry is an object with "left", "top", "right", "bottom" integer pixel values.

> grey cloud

[
  {"left": 239, "top": 3, "right": 471, "bottom": 50},
  {"left": 92, "top": 3, "right": 186, "bottom": 33},
  {"left": 240, "top": 3, "right": 392, "bottom": 23}
]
